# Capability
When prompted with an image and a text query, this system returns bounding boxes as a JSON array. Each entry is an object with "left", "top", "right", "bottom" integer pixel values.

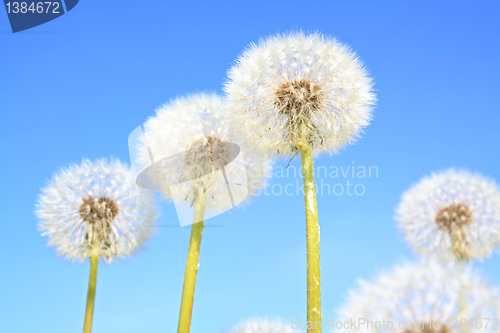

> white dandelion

[
  {"left": 396, "top": 169, "right": 500, "bottom": 261},
  {"left": 36, "top": 158, "right": 156, "bottom": 263},
  {"left": 136, "top": 92, "right": 271, "bottom": 333},
  {"left": 36, "top": 158, "right": 156, "bottom": 333},
  {"left": 224, "top": 31, "right": 375, "bottom": 157},
  {"left": 138, "top": 92, "right": 270, "bottom": 211},
  {"left": 224, "top": 31, "right": 375, "bottom": 329},
  {"left": 340, "top": 260, "right": 500, "bottom": 333},
  {"left": 229, "top": 318, "right": 301, "bottom": 333}
]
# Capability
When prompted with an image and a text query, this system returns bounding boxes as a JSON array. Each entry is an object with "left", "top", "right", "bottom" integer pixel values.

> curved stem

[
  {"left": 83, "top": 251, "right": 99, "bottom": 333},
  {"left": 299, "top": 126, "right": 322, "bottom": 333},
  {"left": 177, "top": 191, "right": 207, "bottom": 333}
]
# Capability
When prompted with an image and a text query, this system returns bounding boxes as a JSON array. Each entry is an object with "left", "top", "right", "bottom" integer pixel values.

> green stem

[
  {"left": 299, "top": 126, "right": 322, "bottom": 333},
  {"left": 83, "top": 251, "right": 99, "bottom": 333},
  {"left": 456, "top": 258, "right": 468, "bottom": 333},
  {"left": 177, "top": 191, "right": 207, "bottom": 333}
]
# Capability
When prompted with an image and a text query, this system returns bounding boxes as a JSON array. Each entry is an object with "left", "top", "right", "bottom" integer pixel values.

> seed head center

[
  {"left": 187, "top": 136, "right": 228, "bottom": 166},
  {"left": 274, "top": 80, "right": 324, "bottom": 147},
  {"left": 79, "top": 196, "right": 118, "bottom": 248},
  {"left": 436, "top": 203, "right": 472, "bottom": 260},
  {"left": 436, "top": 203, "right": 472, "bottom": 229},
  {"left": 275, "top": 80, "right": 324, "bottom": 114},
  {"left": 79, "top": 196, "right": 118, "bottom": 224},
  {"left": 182, "top": 135, "right": 231, "bottom": 182}
]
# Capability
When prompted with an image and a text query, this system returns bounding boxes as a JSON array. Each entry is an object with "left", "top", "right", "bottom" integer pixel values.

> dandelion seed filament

[
  {"left": 79, "top": 196, "right": 118, "bottom": 249},
  {"left": 275, "top": 79, "right": 324, "bottom": 147}
]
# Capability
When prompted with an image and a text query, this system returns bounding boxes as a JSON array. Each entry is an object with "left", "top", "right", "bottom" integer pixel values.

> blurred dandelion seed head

[
  {"left": 396, "top": 169, "right": 500, "bottom": 261},
  {"left": 225, "top": 31, "right": 376, "bottom": 157},
  {"left": 340, "top": 260, "right": 500, "bottom": 333},
  {"left": 36, "top": 158, "right": 156, "bottom": 263}
]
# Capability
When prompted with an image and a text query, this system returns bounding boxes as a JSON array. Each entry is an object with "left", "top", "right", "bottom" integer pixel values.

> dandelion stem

[
  {"left": 457, "top": 258, "right": 468, "bottom": 333},
  {"left": 83, "top": 250, "right": 99, "bottom": 333},
  {"left": 177, "top": 191, "right": 206, "bottom": 333},
  {"left": 299, "top": 125, "right": 322, "bottom": 333},
  {"left": 459, "top": 288, "right": 468, "bottom": 333}
]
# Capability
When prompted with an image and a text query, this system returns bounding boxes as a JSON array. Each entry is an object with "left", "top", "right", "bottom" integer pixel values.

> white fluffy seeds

[
  {"left": 396, "top": 169, "right": 500, "bottom": 261},
  {"left": 36, "top": 158, "right": 156, "bottom": 263},
  {"left": 340, "top": 260, "right": 500, "bottom": 333},
  {"left": 225, "top": 31, "right": 375, "bottom": 157},
  {"left": 138, "top": 93, "right": 270, "bottom": 210}
]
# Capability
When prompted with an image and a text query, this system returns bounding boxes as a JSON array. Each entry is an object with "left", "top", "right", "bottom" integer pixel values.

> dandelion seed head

[
  {"left": 340, "top": 260, "right": 500, "bottom": 333},
  {"left": 224, "top": 31, "right": 376, "bottom": 157},
  {"left": 396, "top": 169, "right": 500, "bottom": 261},
  {"left": 36, "top": 158, "right": 156, "bottom": 263},
  {"left": 139, "top": 93, "right": 271, "bottom": 210}
]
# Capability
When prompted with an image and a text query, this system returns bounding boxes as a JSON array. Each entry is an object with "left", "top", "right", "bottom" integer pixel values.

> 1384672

[{"left": 5, "top": 2, "right": 60, "bottom": 14}]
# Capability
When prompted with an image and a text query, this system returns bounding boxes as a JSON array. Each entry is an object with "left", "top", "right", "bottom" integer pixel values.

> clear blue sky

[{"left": 1, "top": 1, "right": 500, "bottom": 332}]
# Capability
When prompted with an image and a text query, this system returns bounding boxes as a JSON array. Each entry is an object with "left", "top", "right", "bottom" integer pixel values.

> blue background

[{"left": 1, "top": 1, "right": 500, "bottom": 332}]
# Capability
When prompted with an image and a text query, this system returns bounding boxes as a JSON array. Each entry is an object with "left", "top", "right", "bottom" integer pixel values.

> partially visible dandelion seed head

[
  {"left": 224, "top": 31, "right": 376, "bottom": 157},
  {"left": 36, "top": 158, "right": 156, "bottom": 263},
  {"left": 396, "top": 169, "right": 500, "bottom": 261},
  {"left": 340, "top": 260, "right": 500, "bottom": 333}
]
